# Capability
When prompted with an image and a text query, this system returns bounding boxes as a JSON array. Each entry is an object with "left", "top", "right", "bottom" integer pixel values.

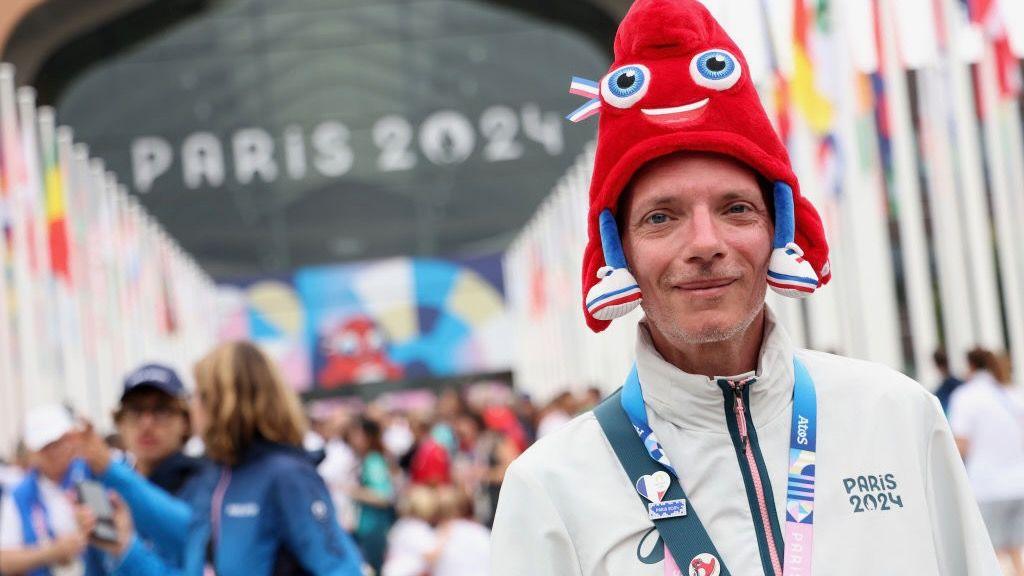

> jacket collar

[
  {"left": 634, "top": 305, "right": 795, "bottom": 433},
  {"left": 148, "top": 451, "right": 204, "bottom": 494},
  {"left": 238, "top": 438, "right": 320, "bottom": 467}
]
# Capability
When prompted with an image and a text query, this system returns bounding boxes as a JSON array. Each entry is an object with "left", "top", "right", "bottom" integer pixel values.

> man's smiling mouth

[{"left": 641, "top": 97, "right": 710, "bottom": 120}]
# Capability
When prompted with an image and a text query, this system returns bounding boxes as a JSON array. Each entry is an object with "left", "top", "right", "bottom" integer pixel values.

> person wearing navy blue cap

[
  {"left": 74, "top": 363, "right": 208, "bottom": 575},
  {"left": 99, "top": 363, "right": 202, "bottom": 494}
]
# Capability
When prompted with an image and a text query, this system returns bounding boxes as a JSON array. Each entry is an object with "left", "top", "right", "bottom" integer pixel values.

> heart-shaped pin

[{"left": 635, "top": 470, "right": 671, "bottom": 503}]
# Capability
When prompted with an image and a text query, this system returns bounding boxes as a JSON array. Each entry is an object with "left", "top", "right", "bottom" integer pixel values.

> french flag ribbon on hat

[{"left": 566, "top": 0, "right": 832, "bottom": 333}]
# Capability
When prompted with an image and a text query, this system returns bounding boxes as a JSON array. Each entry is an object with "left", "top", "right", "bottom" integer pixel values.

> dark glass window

[{"left": 28, "top": 0, "right": 611, "bottom": 279}]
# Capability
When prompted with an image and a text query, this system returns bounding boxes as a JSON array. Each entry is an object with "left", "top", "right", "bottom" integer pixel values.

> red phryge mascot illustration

[
  {"left": 690, "top": 554, "right": 718, "bottom": 576},
  {"left": 567, "top": 0, "right": 832, "bottom": 332},
  {"left": 317, "top": 315, "right": 404, "bottom": 387}
]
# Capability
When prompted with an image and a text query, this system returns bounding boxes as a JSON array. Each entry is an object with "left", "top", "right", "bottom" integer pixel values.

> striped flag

[
  {"left": 38, "top": 108, "right": 71, "bottom": 284},
  {"left": 792, "top": 0, "right": 835, "bottom": 135}
]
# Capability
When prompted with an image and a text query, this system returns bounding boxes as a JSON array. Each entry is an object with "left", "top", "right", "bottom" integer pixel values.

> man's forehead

[
  {"left": 638, "top": 188, "right": 761, "bottom": 206},
  {"left": 636, "top": 151, "right": 757, "bottom": 185},
  {"left": 124, "top": 387, "right": 176, "bottom": 405},
  {"left": 618, "top": 152, "right": 768, "bottom": 218}
]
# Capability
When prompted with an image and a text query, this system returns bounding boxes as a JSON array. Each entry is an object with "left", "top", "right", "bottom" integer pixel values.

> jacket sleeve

[
  {"left": 107, "top": 537, "right": 185, "bottom": 576},
  {"left": 490, "top": 460, "right": 583, "bottom": 576},
  {"left": 923, "top": 396, "right": 1001, "bottom": 574},
  {"left": 273, "top": 465, "right": 365, "bottom": 576},
  {"left": 100, "top": 460, "right": 192, "bottom": 549}
]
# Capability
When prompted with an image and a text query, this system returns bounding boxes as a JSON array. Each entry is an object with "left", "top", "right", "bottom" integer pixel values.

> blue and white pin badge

[
  {"left": 567, "top": 76, "right": 601, "bottom": 123},
  {"left": 585, "top": 209, "right": 642, "bottom": 321},
  {"left": 635, "top": 471, "right": 671, "bottom": 503},
  {"left": 648, "top": 498, "right": 687, "bottom": 521}
]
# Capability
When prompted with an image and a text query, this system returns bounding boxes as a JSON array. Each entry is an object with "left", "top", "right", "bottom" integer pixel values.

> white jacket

[{"left": 491, "top": 309, "right": 999, "bottom": 575}]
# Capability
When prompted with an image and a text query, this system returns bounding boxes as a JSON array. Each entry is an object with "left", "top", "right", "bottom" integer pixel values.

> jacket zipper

[{"left": 721, "top": 377, "right": 784, "bottom": 576}]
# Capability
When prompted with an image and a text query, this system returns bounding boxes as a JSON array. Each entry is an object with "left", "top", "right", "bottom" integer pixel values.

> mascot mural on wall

[{"left": 317, "top": 314, "right": 404, "bottom": 387}]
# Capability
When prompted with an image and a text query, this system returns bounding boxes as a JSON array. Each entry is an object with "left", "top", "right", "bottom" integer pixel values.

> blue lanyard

[{"left": 621, "top": 357, "right": 818, "bottom": 575}]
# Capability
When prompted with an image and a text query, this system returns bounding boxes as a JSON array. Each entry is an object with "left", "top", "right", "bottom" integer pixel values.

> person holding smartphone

[
  {"left": 0, "top": 404, "right": 97, "bottom": 576},
  {"left": 78, "top": 343, "right": 365, "bottom": 576},
  {"left": 74, "top": 364, "right": 207, "bottom": 574}
]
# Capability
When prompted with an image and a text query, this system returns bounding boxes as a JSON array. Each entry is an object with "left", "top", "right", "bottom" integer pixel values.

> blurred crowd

[
  {"left": 935, "top": 347, "right": 1024, "bottom": 575},
  {"left": 2, "top": 339, "right": 1021, "bottom": 575},
  {"left": 0, "top": 339, "right": 603, "bottom": 576}
]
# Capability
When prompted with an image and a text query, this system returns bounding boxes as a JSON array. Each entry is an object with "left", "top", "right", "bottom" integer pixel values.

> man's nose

[
  {"left": 683, "top": 206, "right": 726, "bottom": 263},
  {"left": 137, "top": 411, "right": 159, "bottom": 426}
]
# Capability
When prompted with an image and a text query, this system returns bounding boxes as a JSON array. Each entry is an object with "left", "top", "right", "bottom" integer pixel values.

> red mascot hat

[{"left": 567, "top": 0, "right": 831, "bottom": 333}]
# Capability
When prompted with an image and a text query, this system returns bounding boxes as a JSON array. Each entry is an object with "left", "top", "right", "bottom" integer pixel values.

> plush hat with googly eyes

[{"left": 567, "top": 0, "right": 831, "bottom": 333}]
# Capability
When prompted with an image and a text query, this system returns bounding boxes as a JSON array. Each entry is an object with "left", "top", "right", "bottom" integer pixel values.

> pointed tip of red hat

[{"left": 615, "top": 0, "right": 718, "bottom": 59}]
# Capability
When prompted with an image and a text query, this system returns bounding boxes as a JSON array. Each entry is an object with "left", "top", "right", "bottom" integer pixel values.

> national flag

[
  {"left": 157, "top": 243, "right": 178, "bottom": 335},
  {"left": 965, "top": 0, "right": 1021, "bottom": 98},
  {"left": 869, "top": 0, "right": 894, "bottom": 184},
  {"left": 791, "top": 0, "right": 835, "bottom": 135},
  {"left": 38, "top": 108, "right": 71, "bottom": 284}
]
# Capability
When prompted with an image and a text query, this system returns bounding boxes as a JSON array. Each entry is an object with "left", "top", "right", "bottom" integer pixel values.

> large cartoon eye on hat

[
  {"left": 601, "top": 64, "right": 651, "bottom": 109},
  {"left": 690, "top": 49, "right": 742, "bottom": 90}
]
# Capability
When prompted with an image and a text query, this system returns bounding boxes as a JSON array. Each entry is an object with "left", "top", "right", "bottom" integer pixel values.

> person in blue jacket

[
  {"left": 81, "top": 342, "right": 365, "bottom": 576},
  {"left": 74, "top": 364, "right": 208, "bottom": 574}
]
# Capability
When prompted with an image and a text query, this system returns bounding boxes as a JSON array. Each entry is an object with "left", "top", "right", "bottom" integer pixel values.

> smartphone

[{"left": 76, "top": 480, "right": 118, "bottom": 543}]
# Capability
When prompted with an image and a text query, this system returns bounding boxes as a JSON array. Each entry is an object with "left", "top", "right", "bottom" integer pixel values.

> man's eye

[
  {"left": 647, "top": 213, "right": 668, "bottom": 224},
  {"left": 728, "top": 204, "right": 751, "bottom": 214}
]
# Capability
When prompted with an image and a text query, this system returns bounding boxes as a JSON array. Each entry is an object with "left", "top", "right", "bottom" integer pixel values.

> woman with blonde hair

[
  {"left": 191, "top": 341, "right": 364, "bottom": 575},
  {"left": 83, "top": 341, "right": 365, "bottom": 575}
]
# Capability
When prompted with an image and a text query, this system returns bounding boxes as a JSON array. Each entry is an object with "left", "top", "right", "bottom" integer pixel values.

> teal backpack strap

[{"left": 594, "top": 388, "right": 731, "bottom": 576}]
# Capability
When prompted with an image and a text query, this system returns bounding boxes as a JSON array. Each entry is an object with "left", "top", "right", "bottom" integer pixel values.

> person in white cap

[
  {"left": 491, "top": 1, "right": 999, "bottom": 574},
  {"left": 0, "top": 403, "right": 94, "bottom": 576}
]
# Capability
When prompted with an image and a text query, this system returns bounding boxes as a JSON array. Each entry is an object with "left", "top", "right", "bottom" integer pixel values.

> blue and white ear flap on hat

[
  {"left": 767, "top": 182, "right": 820, "bottom": 298},
  {"left": 586, "top": 209, "right": 643, "bottom": 320}
]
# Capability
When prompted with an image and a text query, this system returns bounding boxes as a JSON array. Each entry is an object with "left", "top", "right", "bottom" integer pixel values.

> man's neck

[{"left": 649, "top": 310, "right": 766, "bottom": 378}]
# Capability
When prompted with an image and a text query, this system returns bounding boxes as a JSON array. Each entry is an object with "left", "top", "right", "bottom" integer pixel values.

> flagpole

[
  {"left": 0, "top": 65, "right": 37, "bottom": 413},
  {"left": 89, "top": 158, "right": 118, "bottom": 417},
  {"left": 938, "top": 0, "right": 1004, "bottom": 350},
  {"left": 1001, "top": 100, "right": 1024, "bottom": 379},
  {"left": 55, "top": 122, "right": 90, "bottom": 412},
  {"left": 878, "top": 0, "right": 940, "bottom": 384},
  {"left": 916, "top": 65, "right": 975, "bottom": 377},
  {"left": 72, "top": 142, "right": 104, "bottom": 423},
  {"left": 976, "top": 41, "right": 1024, "bottom": 379},
  {"left": 830, "top": 1, "right": 903, "bottom": 368},
  {"left": 17, "top": 87, "right": 58, "bottom": 406},
  {"left": 37, "top": 108, "right": 73, "bottom": 403},
  {"left": 0, "top": 180, "right": 16, "bottom": 451}
]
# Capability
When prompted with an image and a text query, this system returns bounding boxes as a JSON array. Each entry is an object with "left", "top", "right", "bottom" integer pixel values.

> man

[
  {"left": 0, "top": 404, "right": 93, "bottom": 576},
  {"left": 490, "top": 1, "right": 999, "bottom": 574},
  {"left": 75, "top": 363, "right": 204, "bottom": 573},
  {"left": 91, "top": 363, "right": 202, "bottom": 493}
]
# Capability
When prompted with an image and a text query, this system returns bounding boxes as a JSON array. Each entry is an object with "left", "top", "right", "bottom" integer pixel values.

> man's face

[
  {"left": 621, "top": 152, "right": 772, "bottom": 347},
  {"left": 117, "top": 388, "right": 188, "bottom": 465},
  {"left": 33, "top": 435, "right": 77, "bottom": 481}
]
